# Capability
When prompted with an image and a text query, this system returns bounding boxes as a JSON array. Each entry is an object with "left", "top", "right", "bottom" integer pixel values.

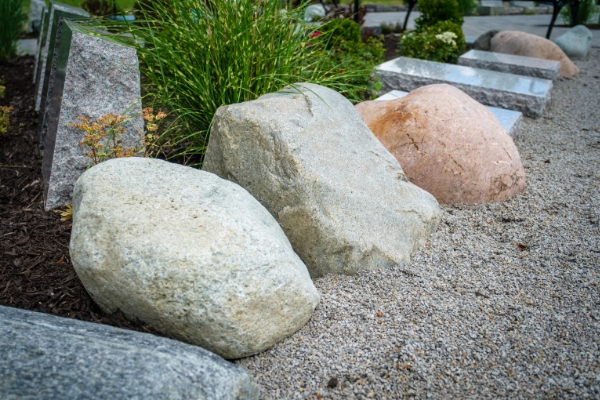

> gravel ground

[{"left": 236, "top": 49, "right": 600, "bottom": 399}]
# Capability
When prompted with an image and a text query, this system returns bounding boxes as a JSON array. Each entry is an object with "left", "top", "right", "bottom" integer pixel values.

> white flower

[{"left": 435, "top": 31, "right": 457, "bottom": 47}]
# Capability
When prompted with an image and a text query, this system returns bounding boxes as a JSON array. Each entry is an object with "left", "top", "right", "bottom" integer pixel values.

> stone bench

[
  {"left": 458, "top": 49, "right": 561, "bottom": 80},
  {"left": 376, "top": 90, "right": 523, "bottom": 138},
  {"left": 376, "top": 57, "right": 553, "bottom": 118}
]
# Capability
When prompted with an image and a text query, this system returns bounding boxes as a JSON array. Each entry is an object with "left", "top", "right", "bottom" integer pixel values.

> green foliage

[
  {"left": 319, "top": 18, "right": 362, "bottom": 47},
  {"left": 414, "top": 0, "right": 463, "bottom": 30},
  {"left": 108, "top": 0, "right": 378, "bottom": 164},
  {"left": 81, "top": 0, "right": 119, "bottom": 16},
  {"left": 456, "top": 0, "right": 477, "bottom": 15},
  {"left": 0, "top": 81, "right": 5, "bottom": 99},
  {"left": 0, "top": 107, "right": 12, "bottom": 134},
  {"left": 400, "top": 21, "right": 465, "bottom": 63},
  {"left": 0, "top": 0, "right": 27, "bottom": 60},
  {"left": 381, "top": 21, "right": 404, "bottom": 34},
  {"left": 559, "top": 0, "right": 599, "bottom": 26}
]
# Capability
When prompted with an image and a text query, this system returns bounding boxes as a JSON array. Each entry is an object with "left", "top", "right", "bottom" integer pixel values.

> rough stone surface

[
  {"left": 203, "top": 83, "right": 441, "bottom": 278},
  {"left": 491, "top": 30, "right": 580, "bottom": 77},
  {"left": 70, "top": 157, "right": 320, "bottom": 360},
  {"left": 375, "top": 90, "right": 523, "bottom": 138},
  {"left": 0, "top": 305, "right": 259, "bottom": 399},
  {"left": 553, "top": 25, "right": 593, "bottom": 60},
  {"left": 376, "top": 56, "right": 552, "bottom": 118},
  {"left": 356, "top": 84, "right": 526, "bottom": 204},
  {"left": 458, "top": 49, "right": 560, "bottom": 80},
  {"left": 473, "top": 29, "right": 499, "bottom": 50},
  {"left": 34, "top": 1, "right": 89, "bottom": 112},
  {"left": 42, "top": 20, "right": 143, "bottom": 211}
]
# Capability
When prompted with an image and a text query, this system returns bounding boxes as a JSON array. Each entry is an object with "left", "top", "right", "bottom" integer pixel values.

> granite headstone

[
  {"left": 34, "top": 0, "right": 89, "bottom": 113},
  {"left": 458, "top": 49, "right": 561, "bottom": 80},
  {"left": 42, "top": 20, "right": 144, "bottom": 211},
  {"left": 0, "top": 305, "right": 260, "bottom": 399}
]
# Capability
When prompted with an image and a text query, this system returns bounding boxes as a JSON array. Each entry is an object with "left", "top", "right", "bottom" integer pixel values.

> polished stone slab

[
  {"left": 458, "top": 49, "right": 560, "bottom": 80},
  {"left": 376, "top": 90, "right": 523, "bottom": 138},
  {"left": 33, "top": 7, "right": 49, "bottom": 86},
  {"left": 0, "top": 306, "right": 259, "bottom": 399},
  {"left": 376, "top": 57, "right": 552, "bottom": 118},
  {"left": 42, "top": 20, "right": 144, "bottom": 211},
  {"left": 34, "top": 0, "right": 88, "bottom": 113}
]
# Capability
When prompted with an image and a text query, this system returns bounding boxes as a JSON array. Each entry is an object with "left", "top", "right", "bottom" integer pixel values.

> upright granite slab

[
  {"left": 458, "top": 49, "right": 560, "bottom": 80},
  {"left": 0, "top": 306, "right": 259, "bottom": 399},
  {"left": 376, "top": 57, "right": 552, "bottom": 118},
  {"left": 42, "top": 20, "right": 143, "bottom": 211},
  {"left": 34, "top": 0, "right": 89, "bottom": 113},
  {"left": 376, "top": 90, "right": 523, "bottom": 138}
]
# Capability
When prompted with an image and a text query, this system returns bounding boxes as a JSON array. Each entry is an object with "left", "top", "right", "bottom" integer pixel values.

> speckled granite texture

[
  {"left": 376, "top": 57, "right": 552, "bottom": 118},
  {"left": 458, "top": 49, "right": 560, "bottom": 80},
  {"left": 0, "top": 305, "right": 259, "bottom": 399},
  {"left": 42, "top": 21, "right": 143, "bottom": 211}
]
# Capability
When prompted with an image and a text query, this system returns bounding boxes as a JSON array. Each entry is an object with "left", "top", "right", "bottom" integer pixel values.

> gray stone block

[
  {"left": 42, "top": 20, "right": 144, "bottom": 211},
  {"left": 0, "top": 305, "right": 259, "bottom": 399},
  {"left": 376, "top": 90, "right": 523, "bottom": 138},
  {"left": 34, "top": 0, "right": 89, "bottom": 113},
  {"left": 376, "top": 57, "right": 552, "bottom": 118},
  {"left": 458, "top": 49, "right": 560, "bottom": 80}
]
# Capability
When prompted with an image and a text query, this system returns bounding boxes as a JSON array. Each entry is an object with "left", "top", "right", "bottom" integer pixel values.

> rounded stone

[
  {"left": 70, "top": 157, "right": 320, "bottom": 360},
  {"left": 356, "top": 84, "right": 527, "bottom": 204}
]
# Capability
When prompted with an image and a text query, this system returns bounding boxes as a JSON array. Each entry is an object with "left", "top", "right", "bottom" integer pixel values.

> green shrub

[
  {"left": 559, "top": 0, "right": 599, "bottom": 26},
  {"left": 400, "top": 21, "right": 465, "bottom": 63},
  {"left": 319, "top": 18, "right": 362, "bottom": 47},
  {"left": 0, "top": 0, "right": 27, "bottom": 60},
  {"left": 108, "top": 0, "right": 377, "bottom": 164},
  {"left": 456, "top": 0, "right": 477, "bottom": 15},
  {"left": 414, "top": 0, "right": 463, "bottom": 30},
  {"left": 381, "top": 22, "right": 404, "bottom": 35}
]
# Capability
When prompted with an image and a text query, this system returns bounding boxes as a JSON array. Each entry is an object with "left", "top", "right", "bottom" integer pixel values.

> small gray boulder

[
  {"left": 0, "top": 305, "right": 259, "bottom": 399},
  {"left": 553, "top": 25, "right": 592, "bottom": 60},
  {"left": 203, "top": 83, "right": 441, "bottom": 278},
  {"left": 473, "top": 30, "right": 499, "bottom": 51},
  {"left": 70, "top": 158, "right": 319, "bottom": 360}
]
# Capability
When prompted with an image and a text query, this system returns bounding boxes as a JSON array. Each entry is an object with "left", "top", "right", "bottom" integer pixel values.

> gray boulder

[
  {"left": 473, "top": 30, "right": 499, "bottom": 51},
  {"left": 70, "top": 158, "right": 319, "bottom": 360},
  {"left": 203, "top": 83, "right": 441, "bottom": 278},
  {"left": 553, "top": 25, "right": 592, "bottom": 60},
  {"left": 0, "top": 305, "right": 259, "bottom": 399}
]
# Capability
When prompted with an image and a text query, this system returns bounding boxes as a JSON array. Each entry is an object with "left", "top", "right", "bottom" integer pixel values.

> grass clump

[
  {"left": 560, "top": 0, "right": 599, "bottom": 26},
  {"left": 414, "top": 0, "right": 463, "bottom": 30},
  {"left": 0, "top": 0, "right": 27, "bottom": 60},
  {"left": 113, "top": 0, "right": 379, "bottom": 164}
]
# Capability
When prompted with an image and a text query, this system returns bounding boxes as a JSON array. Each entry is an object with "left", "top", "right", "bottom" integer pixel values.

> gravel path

[{"left": 236, "top": 49, "right": 600, "bottom": 399}]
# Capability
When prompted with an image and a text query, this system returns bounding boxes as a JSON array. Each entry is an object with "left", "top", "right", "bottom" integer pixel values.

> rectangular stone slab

[
  {"left": 42, "top": 20, "right": 144, "bottom": 211},
  {"left": 458, "top": 49, "right": 560, "bottom": 80},
  {"left": 33, "top": 6, "right": 47, "bottom": 84},
  {"left": 0, "top": 306, "right": 259, "bottom": 399},
  {"left": 34, "top": 0, "right": 88, "bottom": 114},
  {"left": 376, "top": 90, "right": 523, "bottom": 138},
  {"left": 376, "top": 57, "right": 552, "bottom": 118}
]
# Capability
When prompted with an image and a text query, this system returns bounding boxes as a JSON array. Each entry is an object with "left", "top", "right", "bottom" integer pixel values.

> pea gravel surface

[{"left": 236, "top": 49, "right": 600, "bottom": 399}]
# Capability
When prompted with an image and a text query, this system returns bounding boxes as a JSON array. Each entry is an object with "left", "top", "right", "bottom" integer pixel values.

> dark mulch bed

[{"left": 0, "top": 56, "right": 155, "bottom": 334}]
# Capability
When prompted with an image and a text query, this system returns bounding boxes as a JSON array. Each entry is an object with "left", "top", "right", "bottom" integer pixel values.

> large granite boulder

[
  {"left": 203, "top": 83, "right": 441, "bottom": 278},
  {"left": 70, "top": 157, "right": 319, "bottom": 360},
  {"left": 553, "top": 25, "right": 593, "bottom": 60},
  {"left": 0, "top": 306, "right": 259, "bottom": 399},
  {"left": 355, "top": 84, "right": 526, "bottom": 204},
  {"left": 490, "top": 30, "right": 579, "bottom": 77}
]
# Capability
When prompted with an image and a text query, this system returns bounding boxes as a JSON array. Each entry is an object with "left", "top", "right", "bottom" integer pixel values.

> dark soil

[
  {"left": 383, "top": 33, "right": 400, "bottom": 61},
  {"left": 0, "top": 56, "right": 157, "bottom": 334}
]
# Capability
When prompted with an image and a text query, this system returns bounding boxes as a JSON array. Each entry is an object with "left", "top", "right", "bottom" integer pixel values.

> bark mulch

[{"left": 0, "top": 56, "right": 156, "bottom": 334}]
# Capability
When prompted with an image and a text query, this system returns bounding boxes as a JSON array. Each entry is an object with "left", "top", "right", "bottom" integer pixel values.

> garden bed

[{"left": 0, "top": 56, "right": 156, "bottom": 334}]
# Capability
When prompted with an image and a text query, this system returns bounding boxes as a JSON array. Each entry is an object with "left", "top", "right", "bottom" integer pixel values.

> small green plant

[
  {"left": 0, "top": 106, "right": 12, "bottom": 134},
  {"left": 0, "top": 0, "right": 27, "bottom": 60},
  {"left": 381, "top": 22, "right": 404, "bottom": 34},
  {"left": 400, "top": 21, "right": 465, "bottom": 63},
  {"left": 456, "top": 0, "right": 477, "bottom": 15},
  {"left": 414, "top": 0, "right": 463, "bottom": 30},
  {"left": 559, "top": 0, "right": 599, "bottom": 26},
  {"left": 0, "top": 80, "right": 5, "bottom": 98}
]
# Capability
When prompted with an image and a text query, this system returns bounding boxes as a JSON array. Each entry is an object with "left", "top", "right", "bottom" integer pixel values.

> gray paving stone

[
  {"left": 34, "top": 0, "right": 88, "bottom": 113},
  {"left": 0, "top": 305, "right": 259, "bottom": 399},
  {"left": 376, "top": 57, "right": 552, "bottom": 118},
  {"left": 375, "top": 90, "right": 523, "bottom": 138},
  {"left": 458, "top": 49, "right": 560, "bottom": 80},
  {"left": 42, "top": 20, "right": 143, "bottom": 211}
]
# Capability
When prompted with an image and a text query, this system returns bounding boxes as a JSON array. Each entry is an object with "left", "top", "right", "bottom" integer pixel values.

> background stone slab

[
  {"left": 458, "top": 49, "right": 560, "bottom": 80},
  {"left": 0, "top": 305, "right": 259, "bottom": 399}
]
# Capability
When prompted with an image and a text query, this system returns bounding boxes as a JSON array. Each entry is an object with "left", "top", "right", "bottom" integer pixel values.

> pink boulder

[
  {"left": 356, "top": 84, "right": 526, "bottom": 204},
  {"left": 491, "top": 31, "right": 579, "bottom": 77}
]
